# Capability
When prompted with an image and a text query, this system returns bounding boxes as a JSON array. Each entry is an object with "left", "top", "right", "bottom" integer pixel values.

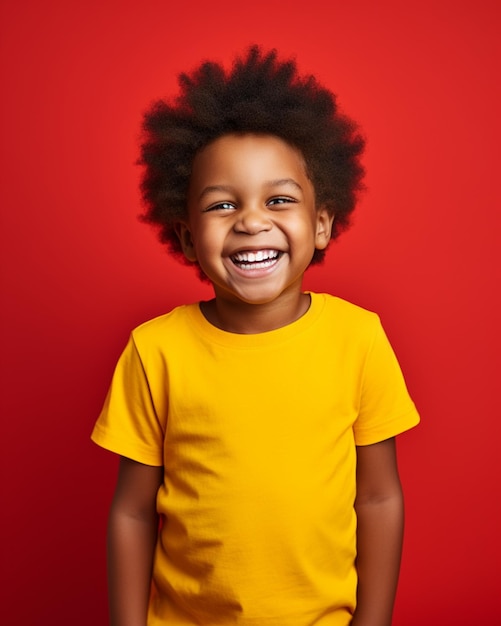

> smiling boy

[
  {"left": 176, "top": 133, "right": 332, "bottom": 332},
  {"left": 92, "top": 47, "right": 419, "bottom": 626}
]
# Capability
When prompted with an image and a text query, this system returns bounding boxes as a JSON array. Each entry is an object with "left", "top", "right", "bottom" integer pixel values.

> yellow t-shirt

[{"left": 92, "top": 293, "right": 419, "bottom": 626}]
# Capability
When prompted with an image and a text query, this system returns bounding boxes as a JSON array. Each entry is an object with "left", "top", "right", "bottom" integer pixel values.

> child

[{"left": 92, "top": 46, "right": 419, "bottom": 626}]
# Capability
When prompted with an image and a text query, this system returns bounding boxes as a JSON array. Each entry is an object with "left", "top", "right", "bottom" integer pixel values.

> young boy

[{"left": 92, "top": 46, "right": 419, "bottom": 626}]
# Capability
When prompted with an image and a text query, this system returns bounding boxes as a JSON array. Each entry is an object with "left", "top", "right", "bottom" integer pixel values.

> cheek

[
  {"left": 192, "top": 227, "right": 222, "bottom": 260},
  {"left": 287, "top": 216, "right": 318, "bottom": 244}
]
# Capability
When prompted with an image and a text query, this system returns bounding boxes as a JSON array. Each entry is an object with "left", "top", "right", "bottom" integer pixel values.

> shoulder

[
  {"left": 130, "top": 302, "right": 199, "bottom": 348},
  {"left": 312, "top": 292, "right": 381, "bottom": 335}
]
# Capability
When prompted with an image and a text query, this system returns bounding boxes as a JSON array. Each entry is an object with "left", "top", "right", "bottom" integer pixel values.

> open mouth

[{"left": 230, "top": 249, "right": 282, "bottom": 271}]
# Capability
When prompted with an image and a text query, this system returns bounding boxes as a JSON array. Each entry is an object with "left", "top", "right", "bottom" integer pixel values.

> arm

[
  {"left": 351, "top": 438, "right": 404, "bottom": 626},
  {"left": 107, "top": 456, "right": 164, "bottom": 626}
]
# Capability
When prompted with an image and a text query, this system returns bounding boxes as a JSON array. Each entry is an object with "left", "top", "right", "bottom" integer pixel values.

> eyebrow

[
  {"left": 197, "top": 178, "right": 303, "bottom": 201},
  {"left": 198, "top": 185, "right": 234, "bottom": 201},
  {"left": 265, "top": 178, "right": 303, "bottom": 192}
]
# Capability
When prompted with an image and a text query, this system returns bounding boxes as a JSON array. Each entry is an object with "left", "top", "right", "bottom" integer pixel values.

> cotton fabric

[{"left": 92, "top": 293, "right": 419, "bottom": 625}]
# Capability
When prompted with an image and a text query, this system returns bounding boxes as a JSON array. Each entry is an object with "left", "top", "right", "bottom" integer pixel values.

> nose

[{"left": 233, "top": 204, "right": 272, "bottom": 235}]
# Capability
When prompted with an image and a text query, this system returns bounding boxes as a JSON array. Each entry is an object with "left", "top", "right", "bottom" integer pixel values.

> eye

[
  {"left": 267, "top": 196, "right": 297, "bottom": 208},
  {"left": 204, "top": 201, "right": 236, "bottom": 212}
]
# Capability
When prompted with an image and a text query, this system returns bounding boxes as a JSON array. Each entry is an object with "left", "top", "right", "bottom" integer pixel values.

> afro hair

[{"left": 139, "top": 45, "right": 365, "bottom": 266}]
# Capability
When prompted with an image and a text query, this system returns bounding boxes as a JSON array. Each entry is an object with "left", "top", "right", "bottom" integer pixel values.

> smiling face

[{"left": 176, "top": 134, "right": 333, "bottom": 326}]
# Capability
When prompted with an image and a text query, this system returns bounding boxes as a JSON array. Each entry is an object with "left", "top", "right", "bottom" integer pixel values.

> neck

[{"left": 200, "top": 292, "right": 311, "bottom": 334}]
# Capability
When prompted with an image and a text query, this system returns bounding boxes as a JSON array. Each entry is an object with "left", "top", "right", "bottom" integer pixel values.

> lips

[{"left": 230, "top": 249, "right": 282, "bottom": 270}]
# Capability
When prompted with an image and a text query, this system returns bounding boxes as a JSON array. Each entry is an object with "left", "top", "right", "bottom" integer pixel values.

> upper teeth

[{"left": 232, "top": 250, "right": 279, "bottom": 262}]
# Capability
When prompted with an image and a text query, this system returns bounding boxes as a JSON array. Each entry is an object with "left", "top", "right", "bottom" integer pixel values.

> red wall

[{"left": 1, "top": 1, "right": 500, "bottom": 624}]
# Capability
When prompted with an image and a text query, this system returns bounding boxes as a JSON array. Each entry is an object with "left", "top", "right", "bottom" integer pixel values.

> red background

[{"left": 1, "top": 1, "right": 500, "bottom": 624}]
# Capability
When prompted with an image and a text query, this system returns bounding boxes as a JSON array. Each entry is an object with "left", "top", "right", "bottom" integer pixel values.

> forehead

[{"left": 190, "top": 133, "right": 309, "bottom": 185}]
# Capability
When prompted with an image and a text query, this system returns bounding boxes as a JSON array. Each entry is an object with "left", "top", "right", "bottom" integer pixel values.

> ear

[
  {"left": 174, "top": 221, "right": 197, "bottom": 262},
  {"left": 314, "top": 207, "right": 334, "bottom": 250}
]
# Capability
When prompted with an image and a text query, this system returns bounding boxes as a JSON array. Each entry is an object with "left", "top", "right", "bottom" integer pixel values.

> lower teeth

[{"left": 237, "top": 259, "right": 276, "bottom": 270}]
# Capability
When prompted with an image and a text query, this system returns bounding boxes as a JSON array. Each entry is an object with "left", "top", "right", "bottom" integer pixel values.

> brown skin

[
  {"left": 175, "top": 134, "right": 333, "bottom": 334},
  {"left": 107, "top": 440, "right": 404, "bottom": 626},
  {"left": 107, "top": 458, "right": 163, "bottom": 626},
  {"left": 107, "top": 136, "right": 405, "bottom": 624},
  {"left": 352, "top": 437, "right": 404, "bottom": 626}
]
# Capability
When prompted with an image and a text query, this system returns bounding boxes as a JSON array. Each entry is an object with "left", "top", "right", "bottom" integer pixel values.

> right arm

[{"left": 107, "top": 456, "right": 164, "bottom": 626}]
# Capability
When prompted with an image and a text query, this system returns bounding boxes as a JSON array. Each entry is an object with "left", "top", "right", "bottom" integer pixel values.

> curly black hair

[{"left": 139, "top": 45, "right": 365, "bottom": 265}]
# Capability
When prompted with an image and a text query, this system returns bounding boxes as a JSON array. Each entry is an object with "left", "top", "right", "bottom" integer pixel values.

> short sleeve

[
  {"left": 353, "top": 319, "right": 420, "bottom": 446},
  {"left": 91, "top": 335, "right": 165, "bottom": 466}
]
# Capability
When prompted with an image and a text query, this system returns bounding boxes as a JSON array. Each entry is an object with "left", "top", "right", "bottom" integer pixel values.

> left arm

[{"left": 351, "top": 437, "right": 404, "bottom": 626}]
